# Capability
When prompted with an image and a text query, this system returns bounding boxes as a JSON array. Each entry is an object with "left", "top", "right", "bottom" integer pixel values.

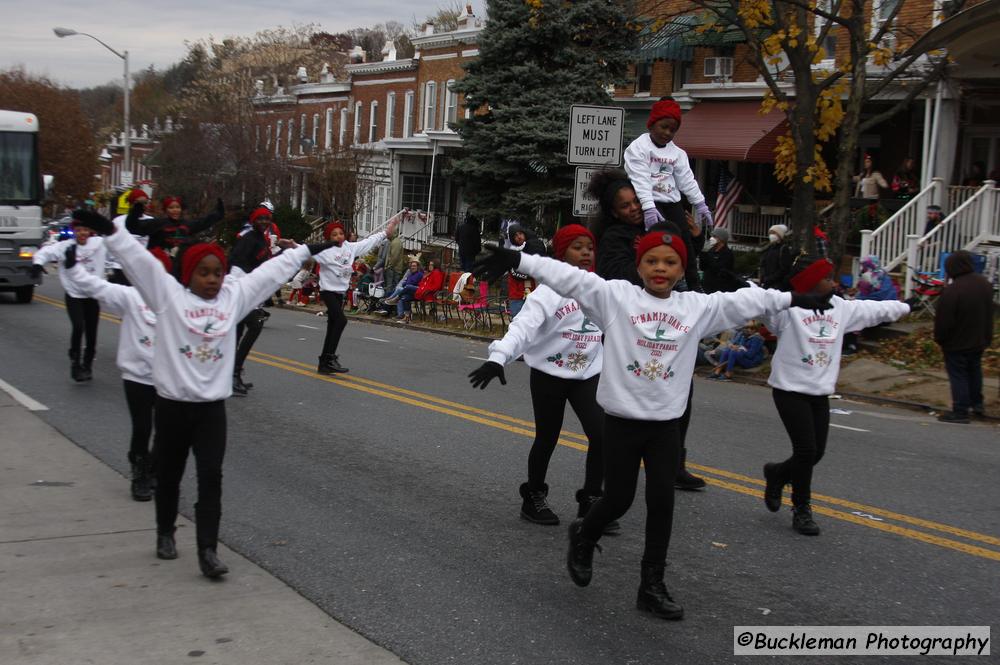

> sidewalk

[{"left": 0, "top": 389, "right": 406, "bottom": 665}]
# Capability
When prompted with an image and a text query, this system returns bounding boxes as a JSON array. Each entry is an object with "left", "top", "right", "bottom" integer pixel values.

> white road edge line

[
  {"left": 467, "top": 356, "right": 489, "bottom": 361},
  {"left": 363, "top": 337, "right": 391, "bottom": 343},
  {"left": 296, "top": 324, "right": 320, "bottom": 330},
  {"left": 830, "top": 423, "right": 870, "bottom": 433},
  {"left": 0, "top": 378, "right": 49, "bottom": 411}
]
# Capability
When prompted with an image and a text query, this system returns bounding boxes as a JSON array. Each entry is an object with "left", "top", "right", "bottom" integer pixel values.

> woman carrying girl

[
  {"left": 31, "top": 216, "right": 107, "bottom": 381},
  {"left": 72, "top": 206, "right": 336, "bottom": 578},
  {"left": 761, "top": 256, "right": 911, "bottom": 535},
  {"left": 313, "top": 213, "right": 401, "bottom": 373},
  {"left": 472, "top": 226, "right": 832, "bottom": 620},
  {"left": 468, "top": 225, "right": 610, "bottom": 530}
]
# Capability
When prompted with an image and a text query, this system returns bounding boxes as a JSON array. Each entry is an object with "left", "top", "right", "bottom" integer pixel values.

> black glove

[
  {"left": 71, "top": 209, "right": 116, "bottom": 236},
  {"left": 903, "top": 296, "right": 920, "bottom": 312},
  {"left": 472, "top": 244, "right": 521, "bottom": 283},
  {"left": 468, "top": 361, "right": 506, "bottom": 389},
  {"left": 63, "top": 243, "right": 77, "bottom": 270},
  {"left": 307, "top": 241, "right": 334, "bottom": 255},
  {"left": 790, "top": 291, "right": 834, "bottom": 316},
  {"left": 29, "top": 264, "right": 45, "bottom": 280}
]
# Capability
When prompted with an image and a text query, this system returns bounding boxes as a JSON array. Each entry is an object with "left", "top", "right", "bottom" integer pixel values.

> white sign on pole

[
  {"left": 567, "top": 104, "right": 625, "bottom": 166},
  {"left": 573, "top": 167, "right": 602, "bottom": 217},
  {"left": 120, "top": 170, "right": 134, "bottom": 187}
]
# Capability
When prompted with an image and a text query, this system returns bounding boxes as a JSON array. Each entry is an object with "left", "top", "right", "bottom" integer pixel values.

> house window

[
  {"left": 369, "top": 101, "right": 379, "bottom": 143},
  {"left": 299, "top": 113, "right": 306, "bottom": 154},
  {"left": 424, "top": 81, "right": 437, "bottom": 131},
  {"left": 266, "top": 125, "right": 272, "bottom": 152},
  {"left": 815, "top": 0, "right": 838, "bottom": 65},
  {"left": 871, "top": 0, "right": 900, "bottom": 48},
  {"left": 635, "top": 62, "right": 653, "bottom": 94},
  {"left": 386, "top": 92, "right": 396, "bottom": 138},
  {"left": 325, "top": 108, "right": 334, "bottom": 150},
  {"left": 445, "top": 80, "right": 458, "bottom": 126},
  {"left": 287, "top": 118, "right": 294, "bottom": 156},
  {"left": 312, "top": 113, "right": 320, "bottom": 151},
  {"left": 401, "top": 173, "right": 445, "bottom": 212},
  {"left": 339, "top": 108, "right": 348, "bottom": 146},
  {"left": 403, "top": 91, "right": 415, "bottom": 138},
  {"left": 672, "top": 61, "right": 692, "bottom": 91},
  {"left": 353, "top": 102, "right": 362, "bottom": 144},
  {"left": 275, "top": 120, "right": 283, "bottom": 157}
]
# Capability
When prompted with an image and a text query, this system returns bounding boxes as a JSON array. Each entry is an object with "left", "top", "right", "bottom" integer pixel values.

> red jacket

[{"left": 414, "top": 269, "right": 445, "bottom": 301}]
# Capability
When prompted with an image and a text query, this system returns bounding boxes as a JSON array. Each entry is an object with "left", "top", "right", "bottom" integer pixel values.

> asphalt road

[{"left": 1, "top": 281, "right": 997, "bottom": 664}]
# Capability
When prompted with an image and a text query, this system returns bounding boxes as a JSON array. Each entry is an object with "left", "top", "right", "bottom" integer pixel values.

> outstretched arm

[
  {"left": 184, "top": 199, "right": 226, "bottom": 235},
  {"left": 487, "top": 293, "right": 547, "bottom": 366},
  {"left": 232, "top": 244, "right": 311, "bottom": 321}
]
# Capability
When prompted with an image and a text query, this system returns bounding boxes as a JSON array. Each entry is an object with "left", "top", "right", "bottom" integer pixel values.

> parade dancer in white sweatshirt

[
  {"left": 468, "top": 225, "right": 612, "bottom": 530},
  {"left": 32, "top": 220, "right": 107, "bottom": 382},
  {"left": 61, "top": 243, "right": 173, "bottom": 501},
  {"left": 313, "top": 213, "right": 401, "bottom": 374},
  {"left": 72, "top": 207, "right": 333, "bottom": 579},
  {"left": 760, "top": 256, "right": 913, "bottom": 536},
  {"left": 472, "top": 225, "right": 833, "bottom": 621}
]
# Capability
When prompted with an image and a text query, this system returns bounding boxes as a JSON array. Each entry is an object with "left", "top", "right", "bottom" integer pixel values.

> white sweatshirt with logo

[
  {"left": 624, "top": 133, "right": 705, "bottom": 210},
  {"left": 33, "top": 238, "right": 107, "bottom": 298},
  {"left": 314, "top": 231, "right": 387, "bottom": 293},
  {"left": 764, "top": 296, "right": 910, "bottom": 396},
  {"left": 518, "top": 253, "right": 792, "bottom": 420},
  {"left": 65, "top": 264, "right": 157, "bottom": 385},
  {"left": 488, "top": 284, "right": 603, "bottom": 380},
  {"left": 105, "top": 229, "right": 310, "bottom": 402}
]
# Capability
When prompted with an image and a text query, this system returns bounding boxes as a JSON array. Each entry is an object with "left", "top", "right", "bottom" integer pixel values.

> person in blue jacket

[{"left": 709, "top": 322, "right": 766, "bottom": 381}]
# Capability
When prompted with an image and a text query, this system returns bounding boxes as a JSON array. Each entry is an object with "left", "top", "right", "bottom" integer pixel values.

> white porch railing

[
  {"left": 729, "top": 204, "right": 792, "bottom": 241},
  {"left": 398, "top": 211, "right": 434, "bottom": 251},
  {"left": 860, "top": 178, "right": 944, "bottom": 272},
  {"left": 948, "top": 186, "right": 981, "bottom": 213},
  {"left": 903, "top": 180, "right": 1000, "bottom": 297}
]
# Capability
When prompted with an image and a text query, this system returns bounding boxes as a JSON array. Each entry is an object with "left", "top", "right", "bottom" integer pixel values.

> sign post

[{"left": 567, "top": 104, "right": 625, "bottom": 217}]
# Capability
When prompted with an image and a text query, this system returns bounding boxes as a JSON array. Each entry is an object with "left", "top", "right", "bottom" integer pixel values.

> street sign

[
  {"left": 120, "top": 170, "right": 133, "bottom": 187},
  {"left": 573, "top": 167, "right": 602, "bottom": 217},
  {"left": 567, "top": 104, "right": 625, "bottom": 167}
]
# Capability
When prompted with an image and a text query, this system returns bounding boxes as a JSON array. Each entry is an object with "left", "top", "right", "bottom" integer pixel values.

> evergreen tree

[{"left": 450, "top": 0, "right": 636, "bottom": 231}]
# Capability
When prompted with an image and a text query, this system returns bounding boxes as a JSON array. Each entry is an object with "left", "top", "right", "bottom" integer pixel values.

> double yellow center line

[{"left": 33, "top": 293, "right": 1000, "bottom": 562}]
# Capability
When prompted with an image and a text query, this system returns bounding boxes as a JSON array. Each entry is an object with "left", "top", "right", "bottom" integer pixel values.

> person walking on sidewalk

[
  {"left": 472, "top": 227, "right": 833, "bottom": 621},
  {"left": 313, "top": 213, "right": 401, "bottom": 373},
  {"left": 760, "top": 256, "right": 913, "bottom": 536},
  {"left": 469, "top": 225, "right": 612, "bottom": 530},
  {"left": 31, "top": 217, "right": 107, "bottom": 382},
  {"left": 73, "top": 206, "right": 333, "bottom": 578},
  {"left": 61, "top": 243, "right": 173, "bottom": 501},
  {"left": 588, "top": 169, "right": 707, "bottom": 492},
  {"left": 934, "top": 251, "right": 993, "bottom": 423}
]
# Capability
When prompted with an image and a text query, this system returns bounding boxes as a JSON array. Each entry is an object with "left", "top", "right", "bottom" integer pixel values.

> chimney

[
  {"left": 458, "top": 4, "right": 477, "bottom": 29},
  {"left": 349, "top": 45, "right": 366, "bottom": 63},
  {"left": 381, "top": 40, "right": 397, "bottom": 62},
  {"left": 296, "top": 66, "right": 308, "bottom": 83},
  {"left": 423, "top": 20, "right": 436, "bottom": 36},
  {"left": 320, "top": 63, "right": 334, "bottom": 83}
]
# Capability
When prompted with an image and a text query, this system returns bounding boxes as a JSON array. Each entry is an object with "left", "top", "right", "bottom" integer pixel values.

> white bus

[{"left": 0, "top": 110, "right": 47, "bottom": 303}]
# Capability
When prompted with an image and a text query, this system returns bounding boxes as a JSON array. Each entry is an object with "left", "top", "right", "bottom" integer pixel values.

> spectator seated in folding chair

[{"left": 457, "top": 277, "right": 491, "bottom": 330}]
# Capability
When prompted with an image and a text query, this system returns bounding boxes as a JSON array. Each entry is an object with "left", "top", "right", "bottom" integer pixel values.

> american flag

[{"left": 714, "top": 169, "right": 743, "bottom": 229}]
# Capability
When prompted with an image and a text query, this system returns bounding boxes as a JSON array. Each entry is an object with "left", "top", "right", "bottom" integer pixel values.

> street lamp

[{"left": 53, "top": 27, "right": 131, "bottom": 187}]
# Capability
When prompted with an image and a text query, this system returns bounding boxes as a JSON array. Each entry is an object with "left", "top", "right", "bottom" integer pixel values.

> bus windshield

[{"left": 0, "top": 132, "right": 40, "bottom": 205}]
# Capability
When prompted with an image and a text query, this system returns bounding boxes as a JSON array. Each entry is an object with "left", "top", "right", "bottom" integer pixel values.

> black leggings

[
  {"left": 234, "top": 308, "right": 268, "bottom": 371},
  {"left": 581, "top": 414, "right": 681, "bottom": 565},
  {"left": 320, "top": 291, "right": 347, "bottom": 356},
  {"left": 771, "top": 389, "right": 829, "bottom": 506},
  {"left": 123, "top": 380, "right": 156, "bottom": 461},
  {"left": 64, "top": 294, "right": 99, "bottom": 358},
  {"left": 153, "top": 396, "right": 227, "bottom": 551},
  {"left": 527, "top": 369, "right": 604, "bottom": 493}
]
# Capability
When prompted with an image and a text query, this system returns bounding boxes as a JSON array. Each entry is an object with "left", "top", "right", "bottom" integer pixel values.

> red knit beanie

[
  {"left": 127, "top": 188, "right": 149, "bottom": 204},
  {"left": 647, "top": 99, "right": 682, "bottom": 129},
  {"left": 635, "top": 231, "right": 688, "bottom": 270},
  {"left": 162, "top": 195, "right": 182, "bottom": 209},
  {"left": 149, "top": 247, "right": 173, "bottom": 274},
  {"left": 249, "top": 206, "right": 272, "bottom": 225},
  {"left": 552, "top": 224, "right": 596, "bottom": 262},
  {"left": 790, "top": 258, "right": 834, "bottom": 294},
  {"left": 323, "top": 221, "right": 345, "bottom": 241},
  {"left": 181, "top": 243, "right": 227, "bottom": 287}
]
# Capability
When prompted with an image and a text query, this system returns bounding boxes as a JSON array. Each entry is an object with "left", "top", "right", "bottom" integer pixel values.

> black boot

[
  {"left": 575, "top": 489, "right": 619, "bottom": 534},
  {"left": 567, "top": 518, "right": 600, "bottom": 587},
  {"left": 636, "top": 562, "right": 684, "bottom": 620},
  {"left": 198, "top": 548, "right": 229, "bottom": 578},
  {"left": 317, "top": 353, "right": 347, "bottom": 375},
  {"left": 763, "top": 463, "right": 784, "bottom": 512},
  {"left": 792, "top": 504, "right": 820, "bottom": 536},
  {"left": 156, "top": 529, "right": 178, "bottom": 560},
  {"left": 329, "top": 355, "right": 349, "bottom": 373},
  {"left": 80, "top": 348, "right": 95, "bottom": 381},
  {"left": 69, "top": 349, "right": 85, "bottom": 382},
  {"left": 232, "top": 368, "right": 250, "bottom": 396},
  {"left": 129, "top": 452, "right": 153, "bottom": 502},
  {"left": 675, "top": 448, "right": 706, "bottom": 491},
  {"left": 519, "top": 482, "right": 559, "bottom": 525}
]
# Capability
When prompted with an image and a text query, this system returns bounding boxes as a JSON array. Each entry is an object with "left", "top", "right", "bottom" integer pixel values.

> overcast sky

[{"left": 5, "top": 1, "right": 484, "bottom": 89}]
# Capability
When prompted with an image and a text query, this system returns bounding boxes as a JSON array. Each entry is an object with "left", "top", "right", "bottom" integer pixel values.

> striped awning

[
  {"left": 676, "top": 101, "right": 787, "bottom": 163},
  {"left": 636, "top": 16, "right": 697, "bottom": 63}
]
